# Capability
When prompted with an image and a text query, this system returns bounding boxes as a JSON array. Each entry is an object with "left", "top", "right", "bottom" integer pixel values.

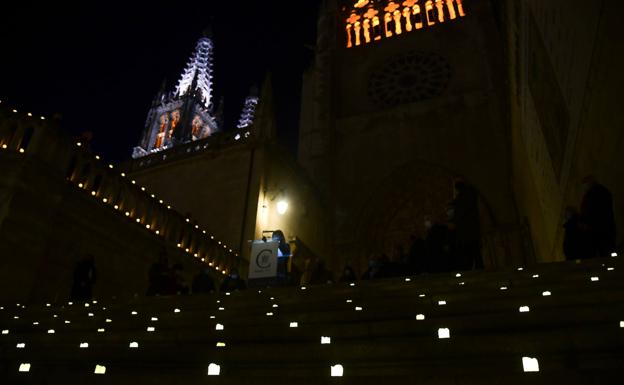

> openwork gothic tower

[{"left": 133, "top": 36, "right": 219, "bottom": 158}]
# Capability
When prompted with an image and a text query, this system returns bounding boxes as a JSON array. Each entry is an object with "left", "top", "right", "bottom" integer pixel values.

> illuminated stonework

[
  {"left": 344, "top": 0, "right": 467, "bottom": 48},
  {"left": 132, "top": 35, "right": 219, "bottom": 159},
  {"left": 132, "top": 34, "right": 259, "bottom": 159}
]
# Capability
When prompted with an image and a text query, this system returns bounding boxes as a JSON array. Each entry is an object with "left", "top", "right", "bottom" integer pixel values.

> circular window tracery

[{"left": 368, "top": 51, "right": 451, "bottom": 106}]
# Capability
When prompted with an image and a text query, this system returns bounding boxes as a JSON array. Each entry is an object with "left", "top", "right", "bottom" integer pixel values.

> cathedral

[
  {"left": 0, "top": 0, "right": 623, "bottom": 381},
  {"left": 0, "top": 0, "right": 622, "bottom": 300}
]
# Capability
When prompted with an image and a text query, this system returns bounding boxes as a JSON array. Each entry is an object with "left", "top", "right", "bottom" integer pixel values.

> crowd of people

[
  {"left": 563, "top": 176, "right": 617, "bottom": 260},
  {"left": 69, "top": 177, "right": 618, "bottom": 300}
]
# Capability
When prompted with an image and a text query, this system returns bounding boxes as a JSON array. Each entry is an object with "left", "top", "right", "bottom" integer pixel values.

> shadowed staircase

[{"left": 1, "top": 256, "right": 623, "bottom": 384}]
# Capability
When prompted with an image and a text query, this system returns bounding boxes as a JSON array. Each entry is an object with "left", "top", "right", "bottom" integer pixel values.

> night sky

[{"left": 1, "top": 2, "right": 320, "bottom": 162}]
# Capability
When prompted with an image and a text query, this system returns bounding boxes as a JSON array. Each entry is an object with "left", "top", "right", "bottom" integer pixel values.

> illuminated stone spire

[
  {"left": 236, "top": 86, "right": 259, "bottom": 129},
  {"left": 175, "top": 35, "right": 214, "bottom": 109}
]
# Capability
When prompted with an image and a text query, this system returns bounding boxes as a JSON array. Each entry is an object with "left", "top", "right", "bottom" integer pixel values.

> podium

[{"left": 247, "top": 240, "right": 291, "bottom": 287}]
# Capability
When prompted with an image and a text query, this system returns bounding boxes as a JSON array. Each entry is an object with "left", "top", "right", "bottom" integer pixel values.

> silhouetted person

[
  {"left": 425, "top": 221, "right": 453, "bottom": 273},
  {"left": 171, "top": 263, "right": 189, "bottom": 295},
  {"left": 220, "top": 269, "right": 247, "bottom": 292},
  {"left": 192, "top": 268, "right": 215, "bottom": 294},
  {"left": 147, "top": 251, "right": 168, "bottom": 296},
  {"left": 378, "top": 253, "right": 401, "bottom": 278},
  {"left": 339, "top": 263, "right": 357, "bottom": 282},
  {"left": 309, "top": 260, "right": 334, "bottom": 284},
  {"left": 362, "top": 256, "right": 382, "bottom": 280},
  {"left": 70, "top": 254, "right": 97, "bottom": 302},
  {"left": 272, "top": 230, "right": 291, "bottom": 281},
  {"left": 407, "top": 235, "right": 427, "bottom": 274},
  {"left": 580, "top": 176, "right": 616, "bottom": 257},
  {"left": 451, "top": 180, "right": 483, "bottom": 270},
  {"left": 563, "top": 206, "right": 591, "bottom": 260}
]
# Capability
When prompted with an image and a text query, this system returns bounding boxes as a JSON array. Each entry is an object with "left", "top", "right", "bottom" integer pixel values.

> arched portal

[{"left": 349, "top": 162, "right": 497, "bottom": 272}]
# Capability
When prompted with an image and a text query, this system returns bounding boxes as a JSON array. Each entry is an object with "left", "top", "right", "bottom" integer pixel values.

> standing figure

[
  {"left": 70, "top": 254, "right": 97, "bottom": 302},
  {"left": 580, "top": 176, "right": 616, "bottom": 257},
  {"left": 562, "top": 206, "right": 591, "bottom": 260},
  {"left": 451, "top": 180, "right": 483, "bottom": 270}
]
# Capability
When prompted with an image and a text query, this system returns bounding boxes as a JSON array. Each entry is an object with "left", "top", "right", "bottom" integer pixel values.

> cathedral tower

[{"left": 133, "top": 35, "right": 219, "bottom": 158}]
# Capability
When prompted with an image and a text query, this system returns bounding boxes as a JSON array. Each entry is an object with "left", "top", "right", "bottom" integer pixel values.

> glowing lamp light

[
  {"left": 88, "top": 313, "right": 94, "bottom": 317},
  {"left": 272, "top": 304, "right": 279, "bottom": 308},
  {"left": 321, "top": 336, "right": 331, "bottom": 344},
  {"left": 129, "top": 342, "right": 139, "bottom": 348},
  {"left": 522, "top": 357, "right": 539, "bottom": 372},
  {"left": 532, "top": 274, "right": 539, "bottom": 278},
  {"left": 276, "top": 200, "right": 289, "bottom": 215},
  {"left": 64, "top": 320, "right": 70, "bottom": 324},
  {"left": 131, "top": 311, "right": 137, "bottom": 315},
  {"left": 517, "top": 267, "right": 524, "bottom": 271},
  {"left": 438, "top": 300, "right": 447, "bottom": 306},
  {"left": 500, "top": 286, "right": 508, "bottom": 290},
  {"left": 97, "top": 328, "right": 105, "bottom": 333},
  {"left": 94, "top": 364, "right": 106, "bottom": 374},
  {"left": 416, "top": 314, "right": 425, "bottom": 320},
  {"left": 19, "top": 148, "right": 24, "bottom": 153},
  {"left": 47, "top": 329, "right": 55, "bottom": 334},
  {"left": 619, "top": 321, "right": 624, "bottom": 328},
  {"left": 455, "top": 273, "right": 461, "bottom": 277},
  {"left": 18, "top": 363, "right": 31, "bottom": 372},
  {"left": 105, "top": 319, "right": 112, "bottom": 323},
  {"left": 1, "top": 330, "right": 8, "bottom": 335},
  {"left": 519, "top": 306, "right": 530, "bottom": 313},
  {"left": 590, "top": 276, "right": 599, "bottom": 282},
  {"left": 147, "top": 327, "right": 155, "bottom": 332},
  {"left": 346, "top": 299, "right": 352, "bottom": 303},
  {"left": 216, "top": 342, "right": 226, "bottom": 347},
  {"left": 78, "top": 183, "right": 83, "bottom": 188},
  {"left": 349, "top": 283, "right": 355, "bottom": 287},
  {"left": 611, "top": 252, "right": 618, "bottom": 257},
  {"left": 608, "top": 267, "right": 615, "bottom": 271},
  {"left": 289, "top": 322, "right": 298, "bottom": 328},
  {"left": 80, "top": 342, "right": 89, "bottom": 348},
  {"left": 207, "top": 363, "right": 221, "bottom": 376},
  {"left": 33, "top": 322, "right": 39, "bottom": 325},
  {"left": 355, "top": 306, "right": 363, "bottom": 311},
  {"left": 330, "top": 364, "right": 344, "bottom": 377},
  {"left": 16, "top": 343, "right": 25, "bottom": 348},
  {"left": 266, "top": 312, "right": 273, "bottom": 316},
  {"left": 301, "top": 286, "right": 307, "bottom": 290},
  {"left": 405, "top": 277, "right": 411, "bottom": 282},
  {"left": 437, "top": 328, "right": 450, "bottom": 339},
  {"left": 218, "top": 307, "right": 225, "bottom": 311},
  {"left": 215, "top": 324, "right": 224, "bottom": 330},
  {"left": 542, "top": 291, "right": 551, "bottom": 297},
  {"left": 150, "top": 317, "right": 158, "bottom": 321}
]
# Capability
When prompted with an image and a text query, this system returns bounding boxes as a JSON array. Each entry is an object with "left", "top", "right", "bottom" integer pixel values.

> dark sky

[{"left": 1, "top": 2, "right": 319, "bottom": 162}]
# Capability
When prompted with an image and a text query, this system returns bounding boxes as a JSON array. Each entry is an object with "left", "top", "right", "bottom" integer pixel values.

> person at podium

[{"left": 272, "top": 230, "right": 291, "bottom": 281}]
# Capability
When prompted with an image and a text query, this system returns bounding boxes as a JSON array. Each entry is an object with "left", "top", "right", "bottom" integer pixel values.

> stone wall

[
  {"left": 507, "top": 0, "right": 623, "bottom": 261},
  {"left": 0, "top": 109, "right": 224, "bottom": 304}
]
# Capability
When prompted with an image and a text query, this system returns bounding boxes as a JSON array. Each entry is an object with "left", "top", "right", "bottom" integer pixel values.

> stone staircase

[{"left": 1, "top": 257, "right": 623, "bottom": 384}]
